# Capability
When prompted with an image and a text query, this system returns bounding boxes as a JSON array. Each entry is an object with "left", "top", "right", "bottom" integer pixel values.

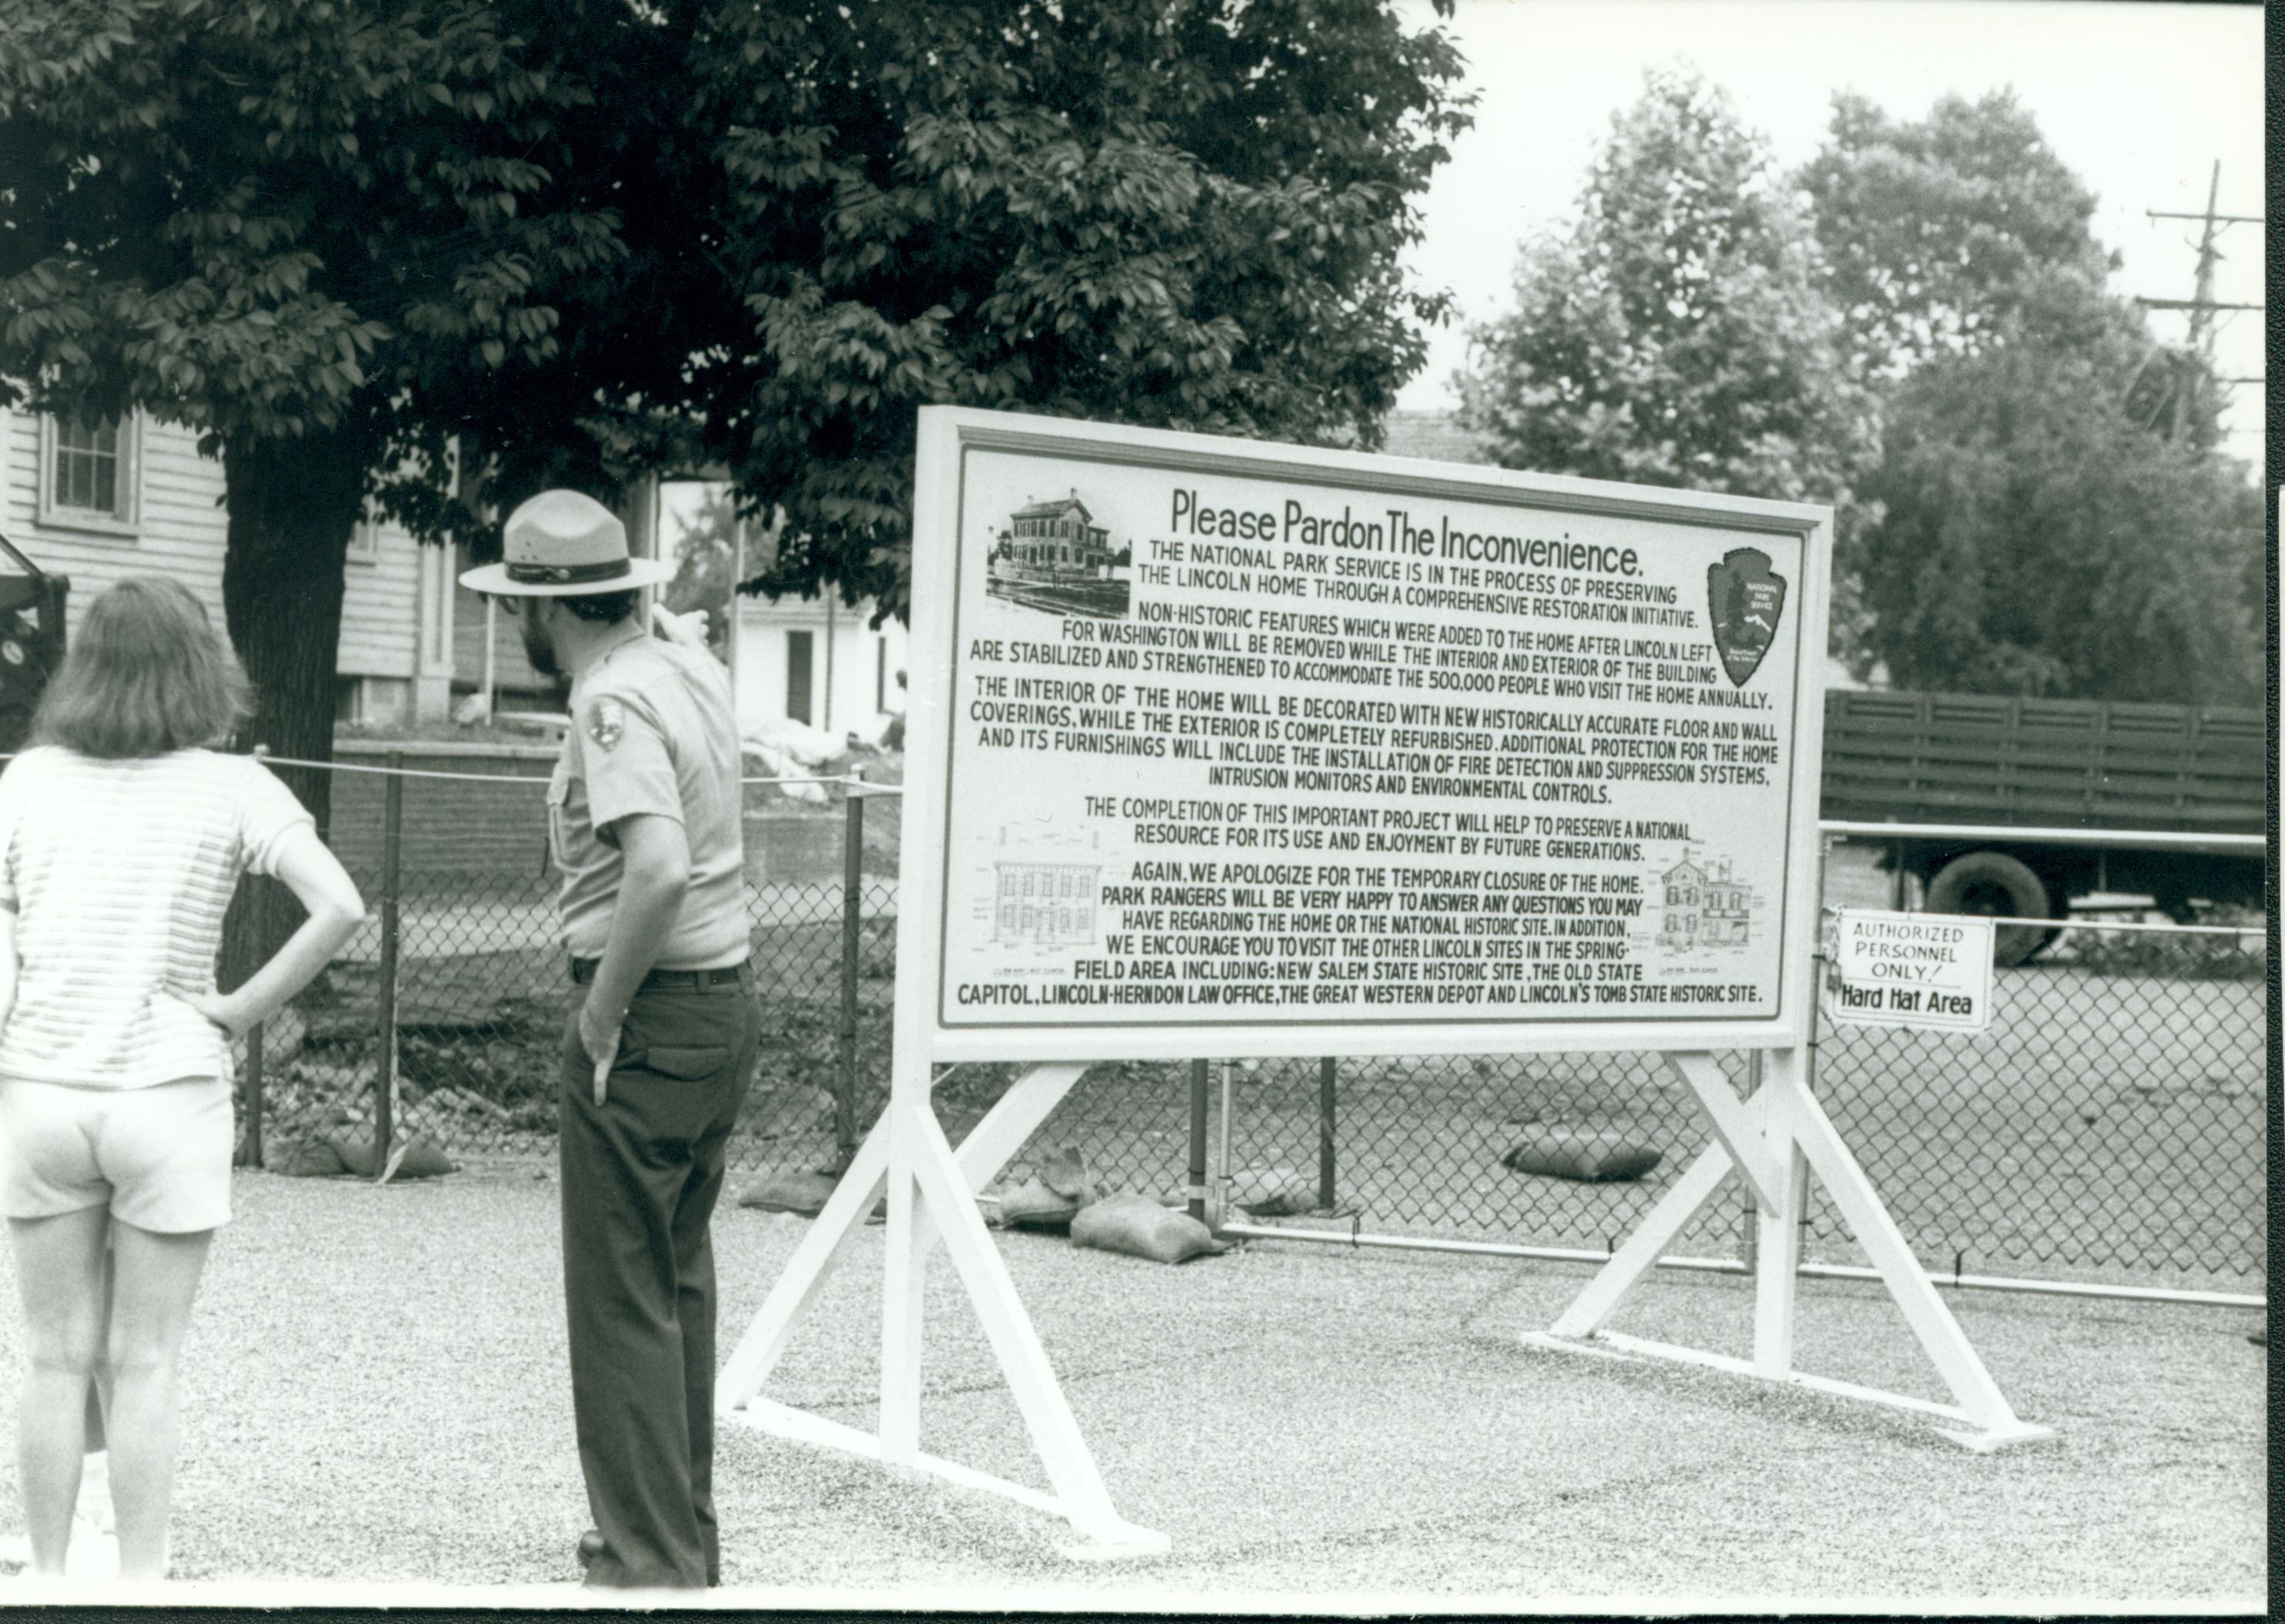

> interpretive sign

[
  {"left": 720, "top": 413, "right": 2036, "bottom": 1562},
  {"left": 1827, "top": 909, "right": 1995, "bottom": 1032},
  {"left": 904, "top": 408, "right": 1835, "bottom": 1061}
]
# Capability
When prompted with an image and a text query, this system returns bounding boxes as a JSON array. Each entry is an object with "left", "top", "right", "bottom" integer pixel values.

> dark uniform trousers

[{"left": 559, "top": 970, "right": 762, "bottom": 1588}]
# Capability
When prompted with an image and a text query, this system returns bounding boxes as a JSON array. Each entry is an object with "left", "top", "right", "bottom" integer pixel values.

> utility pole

[{"left": 2137, "top": 162, "right": 2263, "bottom": 440}]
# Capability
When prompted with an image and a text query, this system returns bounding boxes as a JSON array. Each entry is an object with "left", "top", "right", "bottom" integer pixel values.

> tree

[
  {"left": 0, "top": 0, "right": 723, "bottom": 828},
  {"left": 1803, "top": 92, "right": 2262, "bottom": 702},
  {"left": 685, "top": 0, "right": 1473, "bottom": 617},
  {"left": 3, "top": 0, "right": 743, "bottom": 980},
  {"left": 3, "top": 0, "right": 1471, "bottom": 659},
  {"left": 1854, "top": 270, "right": 2263, "bottom": 705},
  {"left": 3, "top": 0, "right": 1469, "bottom": 965},
  {"left": 1455, "top": 69, "right": 1878, "bottom": 518},
  {"left": 1797, "top": 89, "right": 2116, "bottom": 379}
]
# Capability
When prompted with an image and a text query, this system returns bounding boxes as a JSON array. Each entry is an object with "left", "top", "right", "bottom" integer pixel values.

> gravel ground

[{"left": 0, "top": 1162, "right": 2258, "bottom": 1610}]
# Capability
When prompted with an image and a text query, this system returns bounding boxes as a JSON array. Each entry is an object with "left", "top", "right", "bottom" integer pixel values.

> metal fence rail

[{"left": 237, "top": 754, "right": 2268, "bottom": 1297}]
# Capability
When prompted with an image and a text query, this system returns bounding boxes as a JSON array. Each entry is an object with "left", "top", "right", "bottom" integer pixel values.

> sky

[{"left": 1391, "top": 0, "right": 2267, "bottom": 467}]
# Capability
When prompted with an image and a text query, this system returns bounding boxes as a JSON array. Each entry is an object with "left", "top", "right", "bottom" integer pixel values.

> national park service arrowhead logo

[
  {"left": 586, "top": 696, "right": 626, "bottom": 752},
  {"left": 1706, "top": 548, "right": 1788, "bottom": 687}
]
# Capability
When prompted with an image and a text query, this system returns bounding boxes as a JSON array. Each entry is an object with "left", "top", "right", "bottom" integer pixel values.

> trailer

[
  {"left": 0, "top": 534, "right": 67, "bottom": 753},
  {"left": 1820, "top": 689, "right": 2267, "bottom": 965}
]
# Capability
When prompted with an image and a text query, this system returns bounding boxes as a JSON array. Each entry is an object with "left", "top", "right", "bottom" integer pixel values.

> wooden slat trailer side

[{"left": 1819, "top": 690, "right": 2267, "bottom": 964}]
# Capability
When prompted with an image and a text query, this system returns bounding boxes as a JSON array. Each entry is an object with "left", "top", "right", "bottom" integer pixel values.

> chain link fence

[{"left": 240, "top": 756, "right": 2267, "bottom": 1292}]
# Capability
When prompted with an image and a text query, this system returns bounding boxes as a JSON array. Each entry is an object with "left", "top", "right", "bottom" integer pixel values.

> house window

[
  {"left": 347, "top": 501, "right": 381, "bottom": 565},
  {"left": 786, "top": 629, "right": 814, "bottom": 724},
  {"left": 39, "top": 413, "right": 139, "bottom": 534}
]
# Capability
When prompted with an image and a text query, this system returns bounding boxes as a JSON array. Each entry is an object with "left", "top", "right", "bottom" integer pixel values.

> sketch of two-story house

[
  {"left": 1656, "top": 854, "right": 1754, "bottom": 949},
  {"left": 995, "top": 493, "right": 1114, "bottom": 582}
]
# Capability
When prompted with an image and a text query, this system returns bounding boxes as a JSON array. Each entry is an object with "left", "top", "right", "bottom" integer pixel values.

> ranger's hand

[
  {"left": 578, "top": 1001, "right": 624, "bottom": 1107},
  {"left": 649, "top": 602, "right": 711, "bottom": 652}
]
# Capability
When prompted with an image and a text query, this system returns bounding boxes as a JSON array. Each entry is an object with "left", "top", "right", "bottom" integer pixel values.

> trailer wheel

[{"left": 1926, "top": 851, "right": 2058, "bottom": 967}]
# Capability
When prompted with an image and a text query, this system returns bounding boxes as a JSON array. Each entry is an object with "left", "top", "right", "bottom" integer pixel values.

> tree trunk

[{"left": 217, "top": 430, "right": 371, "bottom": 992}]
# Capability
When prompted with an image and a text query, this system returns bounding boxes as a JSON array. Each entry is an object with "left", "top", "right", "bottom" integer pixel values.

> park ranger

[{"left": 461, "top": 490, "right": 760, "bottom": 1589}]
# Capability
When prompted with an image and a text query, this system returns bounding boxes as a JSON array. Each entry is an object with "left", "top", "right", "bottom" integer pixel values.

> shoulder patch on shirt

[{"left": 586, "top": 696, "right": 626, "bottom": 752}]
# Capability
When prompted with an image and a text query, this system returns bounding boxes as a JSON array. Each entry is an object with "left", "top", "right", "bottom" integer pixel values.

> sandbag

[
  {"left": 1502, "top": 1129, "right": 1661, "bottom": 1183},
  {"left": 1032, "top": 1144, "right": 1099, "bottom": 1203},
  {"left": 738, "top": 1169, "right": 840, "bottom": 1215},
  {"left": 267, "top": 1135, "right": 348, "bottom": 1177},
  {"left": 995, "top": 1176, "right": 1085, "bottom": 1231},
  {"left": 1226, "top": 1164, "right": 1316, "bottom": 1217},
  {"left": 1069, "top": 1192, "right": 1223, "bottom": 1264},
  {"left": 325, "top": 1130, "right": 456, "bottom": 1179}
]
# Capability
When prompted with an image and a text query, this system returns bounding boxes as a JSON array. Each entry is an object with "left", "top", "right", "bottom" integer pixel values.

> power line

[
  {"left": 2135, "top": 163, "right": 2263, "bottom": 441},
  {"left": 2134, "top": 297, "right": 2261, "bottom": 314},
  {"left": 2146, "top": 210, "right": 2263, "bottom": 226}
]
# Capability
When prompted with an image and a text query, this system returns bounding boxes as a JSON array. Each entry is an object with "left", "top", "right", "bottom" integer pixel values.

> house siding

[
  {"left": 1, "top": 408, "right": 228, "bottom": 631},
  {"left": 2, "top": 409, "right": 444, "bottom": 713}
]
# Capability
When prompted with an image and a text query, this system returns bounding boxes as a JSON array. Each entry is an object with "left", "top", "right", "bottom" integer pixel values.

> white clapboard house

[
  {"left": 0, "top": 408, "right": 696, "bottom": 725},
  {"left": 0, "top": 407, "right": 458, "bottom": 724},
  {"left": 729, "top": 587, "right": 909, "bottom": 742}
]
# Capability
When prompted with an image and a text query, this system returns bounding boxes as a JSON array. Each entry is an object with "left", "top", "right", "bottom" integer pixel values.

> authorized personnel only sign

[{"left": 1827, "top": 909, "right": 1995, "bottom": 1032}]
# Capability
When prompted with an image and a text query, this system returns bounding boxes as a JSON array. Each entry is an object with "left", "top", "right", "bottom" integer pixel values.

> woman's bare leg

[
  {"left": 8, "top": 1208, "right": 109, "bottom": 1575},
  {"left": 102, "top": 1221, "right": 210, "bottom": 1581}
]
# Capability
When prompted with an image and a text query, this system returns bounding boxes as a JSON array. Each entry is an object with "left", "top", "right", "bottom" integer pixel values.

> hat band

[{"left": 504, "top": 558, "right": 631, "bottom": 586}]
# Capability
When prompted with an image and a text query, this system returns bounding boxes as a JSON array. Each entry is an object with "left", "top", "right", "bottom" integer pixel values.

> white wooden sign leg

[
  {"left": 1543, "top": 1142, "right": 1736, "bottom": 1341},
  {"left": 901, "top": 1102, "right": 1167, "bottom": 1557},
  {"left": 1777, "top": 1059, "right": 2050, "bottom": 1448},
  {"left": 1527, "top": 1047, "right": 2052, "bottom": 1452},
  {"left": 1750, "top": 1051, "right": 1807, "bottom": 1377},
  {"left": 719, "top": 1059, "right": 1168, "bottom": 1556},
  {"left": 716, "top": 1112, "right": 894, "bottom": 1406},
  {"left": 877, "top": 1125, "right": 924, "bottom": 1463}
]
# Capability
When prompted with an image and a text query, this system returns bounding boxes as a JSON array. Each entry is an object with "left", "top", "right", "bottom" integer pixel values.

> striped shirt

[{"left": 0, "top": 747, "right": 317, "bottom": 1089}]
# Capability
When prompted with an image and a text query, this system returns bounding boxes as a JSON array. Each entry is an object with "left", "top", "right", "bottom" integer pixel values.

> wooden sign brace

[
  {"left": 1519, "top": 1046, "right": 2054, "bottom": 1452},
  {"left": 715, "top": 1052, "right": 1168, "bottom": 1559}
]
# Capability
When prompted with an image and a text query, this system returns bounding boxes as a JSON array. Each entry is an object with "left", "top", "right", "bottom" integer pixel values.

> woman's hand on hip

[{"left": 183, "top": 989, "right": 243, "bottom": 1038}]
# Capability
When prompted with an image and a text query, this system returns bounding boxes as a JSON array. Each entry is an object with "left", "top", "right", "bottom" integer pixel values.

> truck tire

[{"left": 1926, "top": 851, "right": 2056, "bottom": 968}]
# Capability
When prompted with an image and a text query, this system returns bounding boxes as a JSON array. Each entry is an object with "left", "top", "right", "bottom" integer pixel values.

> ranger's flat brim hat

[{"left": 458, "top": 489, "right": 676, "bottom": 596}]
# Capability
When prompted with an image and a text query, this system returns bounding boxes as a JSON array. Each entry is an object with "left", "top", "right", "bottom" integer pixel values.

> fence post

[
  {"left": 834, "top": 771, "right": 864, "bottom": 1170},
  {"left": 1317, "top": 1056, "right": 1337, "bottom": 1212},
  {"left": 373, "top": 750, "right": 403, "bottom": 1179},
  {"left": 1186, "top": 1060, "right": 1210, "bottom": 1223},
  {"left": 243, "top": 1020, "right": 265, "bottom": 1169}
]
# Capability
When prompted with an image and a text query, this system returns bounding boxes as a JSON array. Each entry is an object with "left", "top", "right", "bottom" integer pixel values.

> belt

[{"left": 569, "top": 958, "right": 747, "bottom": 990}]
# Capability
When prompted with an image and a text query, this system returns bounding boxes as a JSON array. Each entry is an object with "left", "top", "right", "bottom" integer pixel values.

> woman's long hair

[{"left": 31, "top": 577, "right": 251, "bottom": 758}]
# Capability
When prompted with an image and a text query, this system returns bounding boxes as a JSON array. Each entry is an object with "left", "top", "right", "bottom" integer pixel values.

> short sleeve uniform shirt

[
  {"left": 0, "top": 747, "right": 315, "bottom": 1088},
  {"left": 550, "top": 634, "right": 748, "bottom": 968}
]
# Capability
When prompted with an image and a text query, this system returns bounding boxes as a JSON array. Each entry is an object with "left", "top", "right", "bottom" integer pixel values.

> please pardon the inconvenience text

[{"left": 945, "top": 459, "right": 1804, "bottom": 1025}]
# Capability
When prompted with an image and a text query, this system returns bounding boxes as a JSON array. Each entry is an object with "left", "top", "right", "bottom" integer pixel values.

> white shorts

[{"left": 0, "top": 1075, "right": 233, "bottom": 1233}]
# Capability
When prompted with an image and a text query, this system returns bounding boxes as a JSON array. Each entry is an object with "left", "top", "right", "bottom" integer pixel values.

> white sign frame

[
  {"left": 719, "top": 410, "right": 2049, "bottom": 1562},
  {"left": 908, "top": 408, "right": 1834, "bottom": 1062}
]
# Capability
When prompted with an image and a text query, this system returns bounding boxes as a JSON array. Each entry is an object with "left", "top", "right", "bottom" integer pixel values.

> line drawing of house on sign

[
  {"left": 992, "top": 859, "right": 1102, "bottom": 946},
  {"left": 1656, "top": 853, "right": 1754, "bottom": 950},
  {"left": 990, "top": 824, "right": 1104, "bottom": 947},
  {"left": 985, "top": 492, "right": 1132, "bottom": 619}
]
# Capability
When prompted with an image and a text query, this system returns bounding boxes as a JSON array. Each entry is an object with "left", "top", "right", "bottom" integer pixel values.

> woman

[{"left": 0, "top": 577, "right": 363, "bottom": 1580}]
